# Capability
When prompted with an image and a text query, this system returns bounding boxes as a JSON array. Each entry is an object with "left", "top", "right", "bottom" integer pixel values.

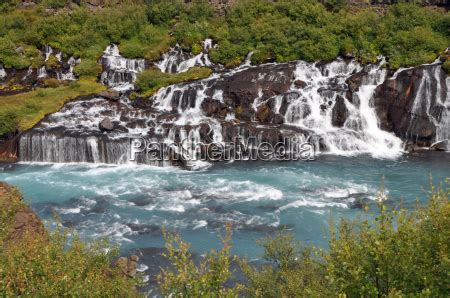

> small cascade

[
  {"left": 42, "top": 45, "right": 79, "bottom": 81},
  {"left": 56, "top": 57, "right": 79, "bottom": 81},
  {"left": 37, "top": 66, "right": 47, "bottom": 78},
  {"left": 0, "top": 65, "right": 6, "bottom": 80},
  {"left": 100, "top": 44, "right": 146, "bottom": 90},
  {"left": 406, "top": 64, "right": 448, "bottom": 149},
  {"left": 257, "top": 58, "right": 404, "bottom": 158},
  {"left": 156, "top": 39, "right": 215, "bottom": 74}
]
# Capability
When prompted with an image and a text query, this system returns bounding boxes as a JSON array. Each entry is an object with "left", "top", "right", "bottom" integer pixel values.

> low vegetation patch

[
  {"left": 0, "top": 183, "right": 141, "bottom": 296},
  {"left": 136, "top": 67, "right": 212, "bottom": 97},
  {"left": 0, "top": 77, "right": 104, "bottom": 137}
]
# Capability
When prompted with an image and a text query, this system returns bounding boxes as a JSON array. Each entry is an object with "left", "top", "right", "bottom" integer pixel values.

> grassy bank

[{"left": 0, "top": 77, "right": 105, "bottom": 137}]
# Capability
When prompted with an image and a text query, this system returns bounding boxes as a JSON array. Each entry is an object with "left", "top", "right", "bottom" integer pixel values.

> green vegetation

[
  {"left": 0, "top": 77, "right": 104, "bottom": 137},
  {"left": 158, "top": 224, "right": 243, "bottom": 297},
  {"left": 136, "top": 67, "right": 212, "bottom": 97},
  {"left": 443, "top": 59, "right": 450, "bottom": 74},
  {"left": 0, "top": 0, "right": 448, "bottom": 72},
  {"left": 0, "top": 184, "right": 141, "bottom": 296},
  {"left": 159, "top": 181, "right": 450, "bottom": 296}
]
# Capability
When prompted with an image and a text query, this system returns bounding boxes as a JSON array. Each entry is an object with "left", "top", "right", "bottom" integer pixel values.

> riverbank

[{"left": 0, "top": 181, "right": 140, "bottom": 296}]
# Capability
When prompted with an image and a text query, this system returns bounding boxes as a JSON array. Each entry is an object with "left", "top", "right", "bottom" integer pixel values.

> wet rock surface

[
  {"left": 373, "top": 65, "right": 448, "bottom": 148},
  {"left": 17, "top": 57, "right": 449, "bottom": 166}
]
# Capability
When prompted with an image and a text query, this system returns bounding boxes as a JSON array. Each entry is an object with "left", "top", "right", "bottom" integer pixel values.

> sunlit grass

[{"left": 0, "top": 77, "right": 105, "bottom": 133}]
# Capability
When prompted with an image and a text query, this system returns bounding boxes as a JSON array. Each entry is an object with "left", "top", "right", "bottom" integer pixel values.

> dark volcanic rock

[
  {"left": 217, "top": 62, "right": 296, "bottom": 111},
  {"left": 373, "top": 65, "right": 447, "bottom": 147},
  {"left": 332, "top": 96, "right": 349, "bottom": 127},
  {"left": 346, "top": 71, "right": 368, "bottom": 93},
  {"left": 294, "top": 80, "right": 307, "bottom": 89}
]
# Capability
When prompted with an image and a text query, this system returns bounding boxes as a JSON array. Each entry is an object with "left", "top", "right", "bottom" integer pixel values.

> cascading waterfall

[
  {"left": 100, "top": 44, "right": 146, "bottom": 90},
  {"left": 254, "top": 58, "right": 404, "bottom": 158},
  {"left": 18, "top": 42, "right": 448, "bottom": 165},
  {"left": 42, "top": 45, "right": 79, "bottom": 81},
  {"left": 156, "top": 39, "right": 215, "bottom": 74},
  {"left": 37, "top": 66, "right": 47, "bottom": 78},
  {"left": 407, "top": 64, "right": 448, "bottom": 148}
]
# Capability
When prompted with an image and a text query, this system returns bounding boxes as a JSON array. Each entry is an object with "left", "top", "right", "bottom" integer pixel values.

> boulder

[
  {"left": 99, "top": 117, "right": 114, "bottom": 132},
  {"left": 256, "top": 104, "right": 272, "bottom": 123},
  {"left": 217, "top": 62, "right": 296, "bottom": 112},
  {"left": 115, "top": 255, "right": 139, "bottom": 278},
  {"left": 332, "top": 96, "right": 349, "bottom": 127},
  {"left": 294, "top": 80, "right": 307, "bottom": 89},
  {"left": 98, "top": 89, "right": 120, "bottom": 101}
]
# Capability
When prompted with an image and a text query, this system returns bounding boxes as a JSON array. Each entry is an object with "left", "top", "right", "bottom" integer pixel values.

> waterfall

[
  {"left": 0, "top": 65, "right": 6, "bottom": 80},
  {"left": 269, "top": 58, "right": 404, "bottom": 158},
  {"left": 406, "top": 65, "right": 448, "bottom": 149},
  {"left": 37, "top": 66, "right": 47, "bottom": 78},
  {"left": 42, "top": 45, "right": 79, "bottom": 81},
  {"left": 56, "top": 57, "right": 79, "bottom": 81},
  {"left": 156, "top": 39, "right": 214, "bottom": 74},
  {"left": 43, "top": 45, "right": 53, "bottom": 61},
  {"left": 100, "top": 44, "right": 145, "bottom": 90},
  {"left": 22, "top": 66, "right": 33, "bottom": 80}
]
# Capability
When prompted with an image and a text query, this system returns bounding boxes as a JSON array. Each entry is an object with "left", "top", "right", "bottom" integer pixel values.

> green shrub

[
  {"left": 0, "top": 1, "right": 448, "bottom": 72},
  {"left": 326, "top": 183, "right": 449, "bottom": 296},
  {"left": 0, "top": 185, "right": 141, "bottom": 296},
  {"left": 73, "top": 59, "right": 102, "bottom": 77},
  {"left": 119, "top": 40, "right": 146, "bottom": 59},
  {"left": 0, "top": 232, "right": 142, "bottom": 296},
  {"left": 0, "top": 111, "right": 18, "bottom": 137},
  {"left": 136, "top": 67, "right": 212, "bottom": 96},
  {"left": 158, "top": 181, "right": 450, "bottom": 296}
]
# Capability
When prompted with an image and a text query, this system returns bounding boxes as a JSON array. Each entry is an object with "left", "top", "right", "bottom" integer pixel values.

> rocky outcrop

[
  {"left": 373, "top": 65, "right": 448, "bottom": 148},
  {"left": 0, "top": 182, "right": 46, "bottom": 243},
  {"left": 332, "top": 96, "right": 349, "bottom": 127},
  {"left": 0, "top": 46, "right": 79, "bottom": 96},
  {"left": 116, "top": 255, "right": 140, "bottom": 278},
  {"left": 99, "top": 117, "right": 114, "bottom": 131}
]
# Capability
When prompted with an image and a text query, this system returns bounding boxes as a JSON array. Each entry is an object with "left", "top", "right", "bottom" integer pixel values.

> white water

[
  {"left": 0, "top": 64, "right": 6, "bottom": 80},
  {"left": 18, "top": 45, "right": 449, "bottom": 164},
  {"left": 156, "top": 39, "right": 214, "bottom": 73},
  {"left": 257, "top": 58, "right": 404, "bottom": 158},
  {"left": 407, "top": 65, "right": 449, "bottom": 148},
  {"left": 100, "top": 44, "right": 145, "bottom": 90},
  {"left": 37, "top": 66, "right": 47, "bottom": 78}
]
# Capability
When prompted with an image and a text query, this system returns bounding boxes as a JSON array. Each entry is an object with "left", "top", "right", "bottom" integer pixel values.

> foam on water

[{"left": 1, "top": 155, "right": 449, "bottom": 259}]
